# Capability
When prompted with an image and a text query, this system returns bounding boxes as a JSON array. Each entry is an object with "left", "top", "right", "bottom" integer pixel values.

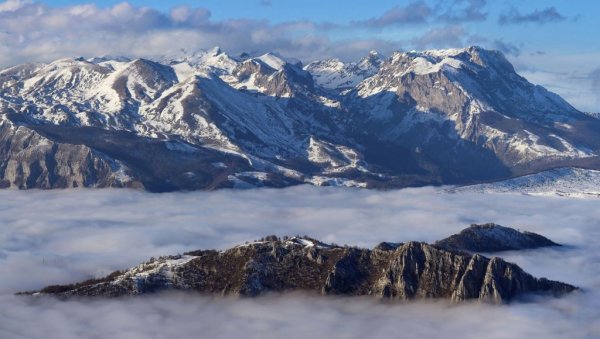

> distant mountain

[
  {"left": 1, "top": 46, "right": 600, "bottom": 191},
  {"left": 25, "top": 233, "right": 576, "bottom": 303},
  {"left": 304, "top": 50, "right": 383, "bottom": 89},
  {"left": 435, "top": 223, "right": 560, "bottom": 252}
]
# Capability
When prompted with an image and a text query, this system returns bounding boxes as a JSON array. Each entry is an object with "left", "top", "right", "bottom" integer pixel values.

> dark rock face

[
  {"left": 0, "top": 121, "right": 137, "bottom": 189},
  {"left": 435, "top": 223, "right": 560, "bottom": 252},
  {"left": 0, "top": 119, "right": 262, "bottom": 191},
  {"left": 28, "top": 236, "right": 576, "bottom": 303}
]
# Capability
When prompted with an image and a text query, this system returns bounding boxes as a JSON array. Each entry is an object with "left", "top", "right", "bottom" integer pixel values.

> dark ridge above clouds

[
  {"left": 435, "top": 223, "right": 560, "bottom": 252},
  {"left": 25, "top": 233, "right": 576, "bottom": 303}
]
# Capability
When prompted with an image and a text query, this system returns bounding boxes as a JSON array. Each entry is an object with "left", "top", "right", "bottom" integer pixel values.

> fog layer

[{"left": 0, "top": 186, "right": 599, "bottom": 338}]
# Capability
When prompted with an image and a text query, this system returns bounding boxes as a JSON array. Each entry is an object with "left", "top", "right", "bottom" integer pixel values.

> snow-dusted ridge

[
  {"left": 1, "top": 46, "right": 600, "bottom": 191},
  {"left": 25, "top": 230, "right": 576, "bottom": 303},
  {"left": 304, "top": 50, "right": 383, "bottom": 89}
]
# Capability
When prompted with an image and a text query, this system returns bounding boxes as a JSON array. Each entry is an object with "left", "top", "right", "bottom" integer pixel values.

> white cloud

[
  {"left": 412, "top": 25, "right": 467, "bottom": 50},
  {"left": 0, "top": 187, "right": 599, "bottom": 338},
  {"left": 0, "top": 0, "right": 404, "bottom": 67},
  {"left": 0, "top": 0, "right": 31, "bottom": 12}
]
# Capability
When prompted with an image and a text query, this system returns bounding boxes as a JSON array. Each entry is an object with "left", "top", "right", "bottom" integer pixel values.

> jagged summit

[
  {"left": 208, "top": 46, "right": 223, "bottom": 56},
  {"left": 24, "top": 232, "right": 576, "bottom": 303},
  {"left": 1, "top": 46, "right": 600, "bottom": 191},
  {"left": 305, "top": 49, "right": 385, "bottom": 90}
]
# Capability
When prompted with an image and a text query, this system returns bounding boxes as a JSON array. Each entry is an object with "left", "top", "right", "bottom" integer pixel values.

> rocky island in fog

[{"left": 26, "top": 225, "right": 575, "bottom": 303}]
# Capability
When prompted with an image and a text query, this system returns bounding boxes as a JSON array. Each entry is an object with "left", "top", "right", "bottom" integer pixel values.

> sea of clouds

[{"left": 0, "top": 186, "right": 599, "bottom": 338}]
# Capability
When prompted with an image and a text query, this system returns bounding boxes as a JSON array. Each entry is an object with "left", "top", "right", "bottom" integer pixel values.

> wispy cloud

[
  {"left": 356, "top": 0, "right": 488, "bottom": 29},
  {"left": 356, "top": 1, "right": 433, "bottom": 28},
  {"left": 0, "top": 0, "right": 492, "bottom": 68},
  {"left": 435, "top": 0, "right": 488, "bottom": 23},
  {"left": 0, "top": 1, "right": 382, "bottom": 66},
  {"left": 412, "top": 25, "right": 467, "bottom": 50},
  {"left": 491, "top": 39, "right": 521, "bottom": 56},
  {"left": 590, "top": 68, "right": 600, "bottom": 91},
  {"left": 499, "top": 7, "right": 567, "bottom": 25},
  {"left": 0, "top": 0, "right": 30, "bottom": 12}
]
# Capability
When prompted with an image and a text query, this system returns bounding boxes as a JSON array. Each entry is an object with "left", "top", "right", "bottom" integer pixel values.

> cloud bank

[
  {"left": 0, "top": 0, "right": 396, "bottom": 66},
  {"left": 0, "top": 0, "right": 566, "bottom": 68},
  {"left": 0, "top": 186, "right": 599, "bottom": 338}
]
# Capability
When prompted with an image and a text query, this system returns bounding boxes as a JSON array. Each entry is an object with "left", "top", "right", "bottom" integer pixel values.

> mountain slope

[
  {"left": 0, "top": 119, "right": 135, "bottom": 189},
  {"left": 342, "top": 47, "right": 600, "bottom": 182},
  {"left": 1, "top": 46, "right": 599, "bottom": 190},
  {"left": 450, "top": 167, "right": 600, "bottom": 197}
]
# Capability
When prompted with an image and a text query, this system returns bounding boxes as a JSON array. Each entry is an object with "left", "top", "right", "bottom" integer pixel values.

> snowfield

[{"left": 450, "top": 167, "right": 600, "bottom": 197}]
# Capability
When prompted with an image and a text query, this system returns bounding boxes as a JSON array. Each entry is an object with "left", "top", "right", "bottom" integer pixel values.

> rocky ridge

[{"left": 27, "top": 227, "right": 576, "bottom": 303}]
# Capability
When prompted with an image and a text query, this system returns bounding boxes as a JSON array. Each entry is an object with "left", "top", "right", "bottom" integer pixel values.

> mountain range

[{"left": 2, "top": 46, "right": 599, "bottom": 191}]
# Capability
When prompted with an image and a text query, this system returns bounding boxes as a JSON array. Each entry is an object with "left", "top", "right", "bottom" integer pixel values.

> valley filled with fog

[{"left": 1, "top": 186, "right": 599, "bottom": 338}]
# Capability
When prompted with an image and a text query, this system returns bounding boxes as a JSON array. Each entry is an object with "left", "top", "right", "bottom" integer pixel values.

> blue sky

[{"left": 0, "top": 0, "right": 599, "bottom": 111}]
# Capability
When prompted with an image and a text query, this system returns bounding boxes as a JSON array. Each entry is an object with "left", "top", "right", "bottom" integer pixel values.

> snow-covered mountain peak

[
  {"left": 305, "top": 50, "right": 384, "bottom": 90},
  {"left": 159, "top": 47, "right": 239, "bottom": 76},
  {"left": 358, "top": 50, "right": 385, "bottom": 65},
  {"left": 255, "top": 52, "right": 302, "bottom": 71},
  {"left": 356, "top": 51, "right": 384, "bottom": 74},
  {"left": 391, "top": 46, "right": 510, "bottom": 74},
  {"left": 386, "top": 52, "right": 466, "bottom": 77},
  {"left": 208, "top": 46, "right": 223, "bottom": 57}
]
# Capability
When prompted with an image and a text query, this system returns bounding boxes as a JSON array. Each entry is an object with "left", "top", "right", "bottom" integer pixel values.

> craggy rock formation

[
  {"left": 27, "top": 236, "right": 576, "bottom": 303},
  {"left": 0, "top": 120, "right": 136, "bottom": 189},
  {"left": 435, "top": 223, "right": 560, "bottom": 252}
]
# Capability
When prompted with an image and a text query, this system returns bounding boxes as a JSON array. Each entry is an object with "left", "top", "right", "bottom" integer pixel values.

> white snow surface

[
  {"left": 113, "top": 255, "right": 197, "bottom": 292},
  {"left": 305, "top": 51, "right": 383, "bottom": 89},
  {"left": 450, "top": 167, "right": 600, "bottom": 197},
  {"left": 256, "top": 52, "right": 298, "bottom": 71}
]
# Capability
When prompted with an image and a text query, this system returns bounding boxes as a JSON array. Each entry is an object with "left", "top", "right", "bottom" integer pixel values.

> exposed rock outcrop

[
  {"left": 27, "top": 236, "right": 576, "bottom": 303},
  {"left": 0, "top": 120, "right": 136, "bottom": 189}
]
